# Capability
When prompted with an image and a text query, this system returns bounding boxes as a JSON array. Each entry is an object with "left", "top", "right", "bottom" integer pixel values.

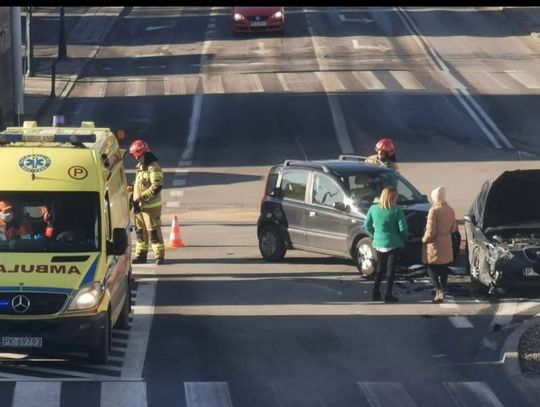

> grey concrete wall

[{"left": 0, "top": 7, "right": 14, "bottom": 128}]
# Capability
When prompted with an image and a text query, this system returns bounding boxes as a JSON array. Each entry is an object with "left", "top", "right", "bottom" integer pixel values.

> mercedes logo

[
  {"left": 11, "top": 295, "right": 31, "bottom": 314},
  {"left": 255, "top": 16, "right": 261, "bottom": 21}
]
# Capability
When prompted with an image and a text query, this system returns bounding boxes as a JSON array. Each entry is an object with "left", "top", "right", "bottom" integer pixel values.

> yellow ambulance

[{"left": 0, "top": 121, "right": 131, "bottom": 363}]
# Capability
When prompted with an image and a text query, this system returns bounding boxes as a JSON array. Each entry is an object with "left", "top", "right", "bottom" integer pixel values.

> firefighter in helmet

[
  {"left": 128, "top": 140, "right": 165, "bottom": 265},
  {"left": 365, "top": 138, "right": 399, "bottom": 171}
]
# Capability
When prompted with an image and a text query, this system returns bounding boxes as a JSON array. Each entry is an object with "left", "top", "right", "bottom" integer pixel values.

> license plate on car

[
  {"left": 524, "top": 267, "right": 538, "bottom": 277},
  {"left": 1, "top": 337, "right": 43, "bottom": 348},
  {"left": 250, "top": 21, "right": 267, "bottom": 27}
]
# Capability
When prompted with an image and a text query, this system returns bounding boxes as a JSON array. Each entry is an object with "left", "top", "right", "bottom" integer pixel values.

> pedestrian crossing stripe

[
  {"left": 71, "top": 68, "right": 540, "bottom": 97},
  {"left": 0, "top": 380, "right": 508, "bottom": 407}
]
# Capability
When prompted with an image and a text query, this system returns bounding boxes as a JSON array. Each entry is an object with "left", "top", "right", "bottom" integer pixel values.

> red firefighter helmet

[
  {"left": 129, "top": 140, "right": 149, "bottom": 159},
  {"left": 375, "top": 138, "right": 395, "bottom": 156}
]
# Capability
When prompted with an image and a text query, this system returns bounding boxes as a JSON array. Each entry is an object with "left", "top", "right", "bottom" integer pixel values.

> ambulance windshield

[{"left": 0, "top": 192, "right": 100, "bottom": 252}]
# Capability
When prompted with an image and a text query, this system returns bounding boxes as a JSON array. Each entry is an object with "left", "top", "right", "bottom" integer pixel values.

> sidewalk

[{"left": 23, "top": 6, "right": 124, "bottom": 125}]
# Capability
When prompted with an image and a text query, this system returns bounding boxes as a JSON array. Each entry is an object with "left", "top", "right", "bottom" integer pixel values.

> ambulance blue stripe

[
  {"left": 0, "top": 287, "right": 73, "bottom": 294},
  {"left": 81, "top": 255, "right": 100, "bottom": 287}
]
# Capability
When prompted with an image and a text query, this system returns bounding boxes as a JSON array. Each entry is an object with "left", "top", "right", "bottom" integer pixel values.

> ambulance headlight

[{"left": 68, "top": 282, "right": 104, "bottom": 311}]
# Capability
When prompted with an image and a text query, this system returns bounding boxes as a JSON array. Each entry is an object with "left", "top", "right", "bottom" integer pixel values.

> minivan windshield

[
  {"left": 343, "top": 171, "right": 427, "bottom": 210},
  {"left": 0, "top": 192, "right": 100, "bottom": 252}
]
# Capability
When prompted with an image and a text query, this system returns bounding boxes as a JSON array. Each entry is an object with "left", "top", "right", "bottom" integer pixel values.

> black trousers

[
  {"left": 427, "top": 264, "right": 450, "bottom": 290},
  {"left": 374, "top": 249, "right": 397, "bottom": 296}
]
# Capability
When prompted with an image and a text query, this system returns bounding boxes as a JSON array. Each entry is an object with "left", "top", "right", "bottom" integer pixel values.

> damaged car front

[{"left": 464, "top": 169, "right": 540, "bottom": 293}]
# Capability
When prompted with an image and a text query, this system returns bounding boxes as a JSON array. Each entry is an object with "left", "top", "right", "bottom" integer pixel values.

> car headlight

[
  {"left": 234, "top": 13, "right": 245, "bottom": 21},
  {"left": 272, "top": 11, "right": 283, "bottom": 19},
  {"left": 68, "top": 282, "right": 104, "bottom": 311}
]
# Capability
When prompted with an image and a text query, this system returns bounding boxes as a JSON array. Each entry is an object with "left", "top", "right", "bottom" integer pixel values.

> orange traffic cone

[{"left": 169, "top": 215, "right": 185, "bottom": 248}]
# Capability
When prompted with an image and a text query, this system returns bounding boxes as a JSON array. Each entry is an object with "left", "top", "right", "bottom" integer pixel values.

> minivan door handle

[{"left": 309, "top": 211, "right": 317, "bottom": 217}]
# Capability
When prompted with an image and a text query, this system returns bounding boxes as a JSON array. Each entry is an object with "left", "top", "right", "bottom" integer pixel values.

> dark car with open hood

[{"left": 464, "top": 169, "right": 540, "bottom": 294}]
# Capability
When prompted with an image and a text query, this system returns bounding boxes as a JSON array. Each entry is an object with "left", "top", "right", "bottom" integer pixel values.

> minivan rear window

[{"left": 281, "top": 171, "right": 308, "bottom": 201}]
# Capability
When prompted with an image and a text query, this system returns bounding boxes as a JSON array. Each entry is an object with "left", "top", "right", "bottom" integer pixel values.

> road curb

[
  {"left": 37, "top": 7, "right": 125, "bottom": 122},
  {"left": 501, "top": 313, "right": 540, "bottom": 405}
]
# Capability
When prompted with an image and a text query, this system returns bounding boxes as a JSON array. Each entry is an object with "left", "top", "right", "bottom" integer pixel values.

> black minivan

[{"left": 257, "top": 156, "right": 430, "bottom": 277}]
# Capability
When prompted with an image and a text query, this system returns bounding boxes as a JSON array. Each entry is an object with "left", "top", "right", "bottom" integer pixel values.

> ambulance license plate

[
  {"left": 250, "top": 21, "right": 267, "bottom": 27},
  {"left": 1, "top": 337, "right": 42, "bottom": 348},
  {"left": 524, "top": 267, "right": 538, "bottom": 277}
]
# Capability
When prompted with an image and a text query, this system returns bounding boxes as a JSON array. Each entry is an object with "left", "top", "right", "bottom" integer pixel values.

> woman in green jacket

[{"left": 364, "top": 187, "right": 409, "bottom": 302}]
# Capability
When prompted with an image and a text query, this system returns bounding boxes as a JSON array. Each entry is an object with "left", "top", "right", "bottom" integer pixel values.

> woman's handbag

[{"left": 451, "top": 230, "right": 461, "bottom": 261}]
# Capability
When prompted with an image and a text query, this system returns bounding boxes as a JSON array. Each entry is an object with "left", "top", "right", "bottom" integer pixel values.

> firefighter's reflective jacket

[{"left": 133, "top": 152, "right": 163, "bottom": 209}]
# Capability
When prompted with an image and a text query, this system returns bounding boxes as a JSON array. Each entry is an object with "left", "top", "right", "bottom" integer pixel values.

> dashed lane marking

[
  {"left": 358, "top": 381, "right": 418, "bottom": 407},
  {"left": 184, "top": 382, "right": 234, "bottom": 407},
  {"left": 101, "top": 381, "right": 147, "bottom": 407},
  {"left": 12, "top": 381, "right": 61, "bottom": 407},
  {"left": 443, "top": 381, "right": 504, "bottom": 407}
]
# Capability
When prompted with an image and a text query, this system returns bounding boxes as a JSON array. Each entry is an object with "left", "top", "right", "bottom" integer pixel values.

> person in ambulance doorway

[
  {"left": 365, "top": 138, "right": 399, "bottom": 171},
  {"left": 128, "top": 140, "right": 165, "bottom": 265},
  {"left": 0, "top": 200, "right": 32, "bottom": 241}
]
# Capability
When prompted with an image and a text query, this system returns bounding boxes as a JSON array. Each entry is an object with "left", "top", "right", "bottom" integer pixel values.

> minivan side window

[
  {"left": 312, "top": 174, "right": 344, "bottom": 208},
  {"left": 281, "top": 170, "right": 308, "bottom": 201}
]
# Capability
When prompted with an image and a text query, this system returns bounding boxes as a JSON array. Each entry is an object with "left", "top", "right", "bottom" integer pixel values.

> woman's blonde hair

[{"left": 379, "top": 187, "right": 398, "bottom": 209}]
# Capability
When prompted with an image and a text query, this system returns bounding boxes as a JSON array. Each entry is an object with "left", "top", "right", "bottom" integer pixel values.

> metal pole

[
  {"left": 10, "top": 7, "right": 24, "bottom": 125},
  {"left": 57, "top": 6, "right": 67, "bottom": 60},
  {"left": 50, "top": 61, "right": 56, "bottom": 98},
  {"left": 26, "top": 6, "right": 34, "bottom": 77}
]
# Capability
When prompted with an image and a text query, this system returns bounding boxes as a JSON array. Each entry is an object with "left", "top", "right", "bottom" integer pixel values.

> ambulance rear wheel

[{"left": 89, "top": 311, "right": 111, "bottom": 364}]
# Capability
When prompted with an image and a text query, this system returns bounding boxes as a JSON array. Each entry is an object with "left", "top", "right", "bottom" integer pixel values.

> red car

[{"left": 232, "top": 7, "right": 285, "bottom": 33}]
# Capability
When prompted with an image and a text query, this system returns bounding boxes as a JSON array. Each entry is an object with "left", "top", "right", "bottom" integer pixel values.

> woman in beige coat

[{"left": 422, "top": 187, "right": 457, "bottom": 303}]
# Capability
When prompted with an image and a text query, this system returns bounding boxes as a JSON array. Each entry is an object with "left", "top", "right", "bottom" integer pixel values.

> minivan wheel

[
  {"left": 88, "top": 312, "right": 111, "bottom": 364},
  {"left": 355, "top": 237, "right": 377, "bottom": 278},
  {"left": 259, "top": 225, "right": 286, "bottom": 261}
]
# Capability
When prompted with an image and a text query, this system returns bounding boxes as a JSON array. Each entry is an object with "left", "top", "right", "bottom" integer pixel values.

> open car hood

[{"left": 482, "top": 169, "right": 540, "bottom": 230}]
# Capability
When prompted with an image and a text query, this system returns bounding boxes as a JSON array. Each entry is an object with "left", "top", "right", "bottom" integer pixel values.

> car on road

[
  {"left": 464, "top": 169, "right": 540, "bottom": 294},
  {"left": 232, "top": 7, "right": 285, "bottom": 34},
  {"left": 257, "top": 156, "right": 430, "bottom": 277}
]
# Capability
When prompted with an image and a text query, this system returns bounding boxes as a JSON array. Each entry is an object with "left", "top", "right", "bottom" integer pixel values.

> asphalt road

[{"left": 2, "top": 6, "right": 540, "bottom": 407}]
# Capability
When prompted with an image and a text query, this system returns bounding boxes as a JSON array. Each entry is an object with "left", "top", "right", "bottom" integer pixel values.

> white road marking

[
  {"left": 101, "top": 381, "right": 147, "bottom": 407},
  {"left": 170, "top": 190, "right": 185, "bottom": 197},
  {"left": 202, "top": 74, "right": 225, "bottom": 94},
  {"left": 444, "top": 381, "right": 504, "bottom": 407},
  {"left": 121, "top": 280, "right": 157, "bottom": 379},
  {"left": 489, "top": 301, "right": 519, "bottom": 331},
  {"left": 145, "top": 24, "right": 173, "bottom": 31},
  {"left": 12, "top": 382, "right": 61, "bottom": 407},
  {"left": 358, "top": 382, "right": 417, "bottom": 407},
  {"left": 184, "top": 382, "right": 234, "bottom": 407},
  {"left": 506, "top": 70, "right": 540, "bottom": 89},
  {"left": 452, "top": 89, "right": 502, "bottom": 148},
  {"left": 182, "top": 92, "right": 203, "bottom": 162},
  {"left": 315, "top": 71, "right": 346, "bottom": 92},
  {"left": 390, "top": 71, "right": 425, "bottom": 90},
  {"left": 173, "top": 178, "right": 187, "bottom": 187},
  {"left": 339, "top": 14, "right": 373, "bottom": 23},
  {"left": 396, "top": 7, "right": 513, "bottom": 150},
  {"left": 352, "top": 71, "right": 385, "bottom": 90},
  {"left": 305, "top": 8, "right": 354, "bottom": 154},
  {"left": 352, "top": 40, "right": 391, "bottom": 52},
  {"left": 178, "top": 160, "right": 192, "bottom": 167},
  {"left": 449, "top": 315, "right": 474, "bottom": 328},
  {"left": 166, "top": 201, "right": 181, "bottom": 208},
  {"left": 126, "top": 79, "right": 146, "bottom": 97},
  {"left": 276, "top": 73, "right": 291, "bottom": 91}
]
